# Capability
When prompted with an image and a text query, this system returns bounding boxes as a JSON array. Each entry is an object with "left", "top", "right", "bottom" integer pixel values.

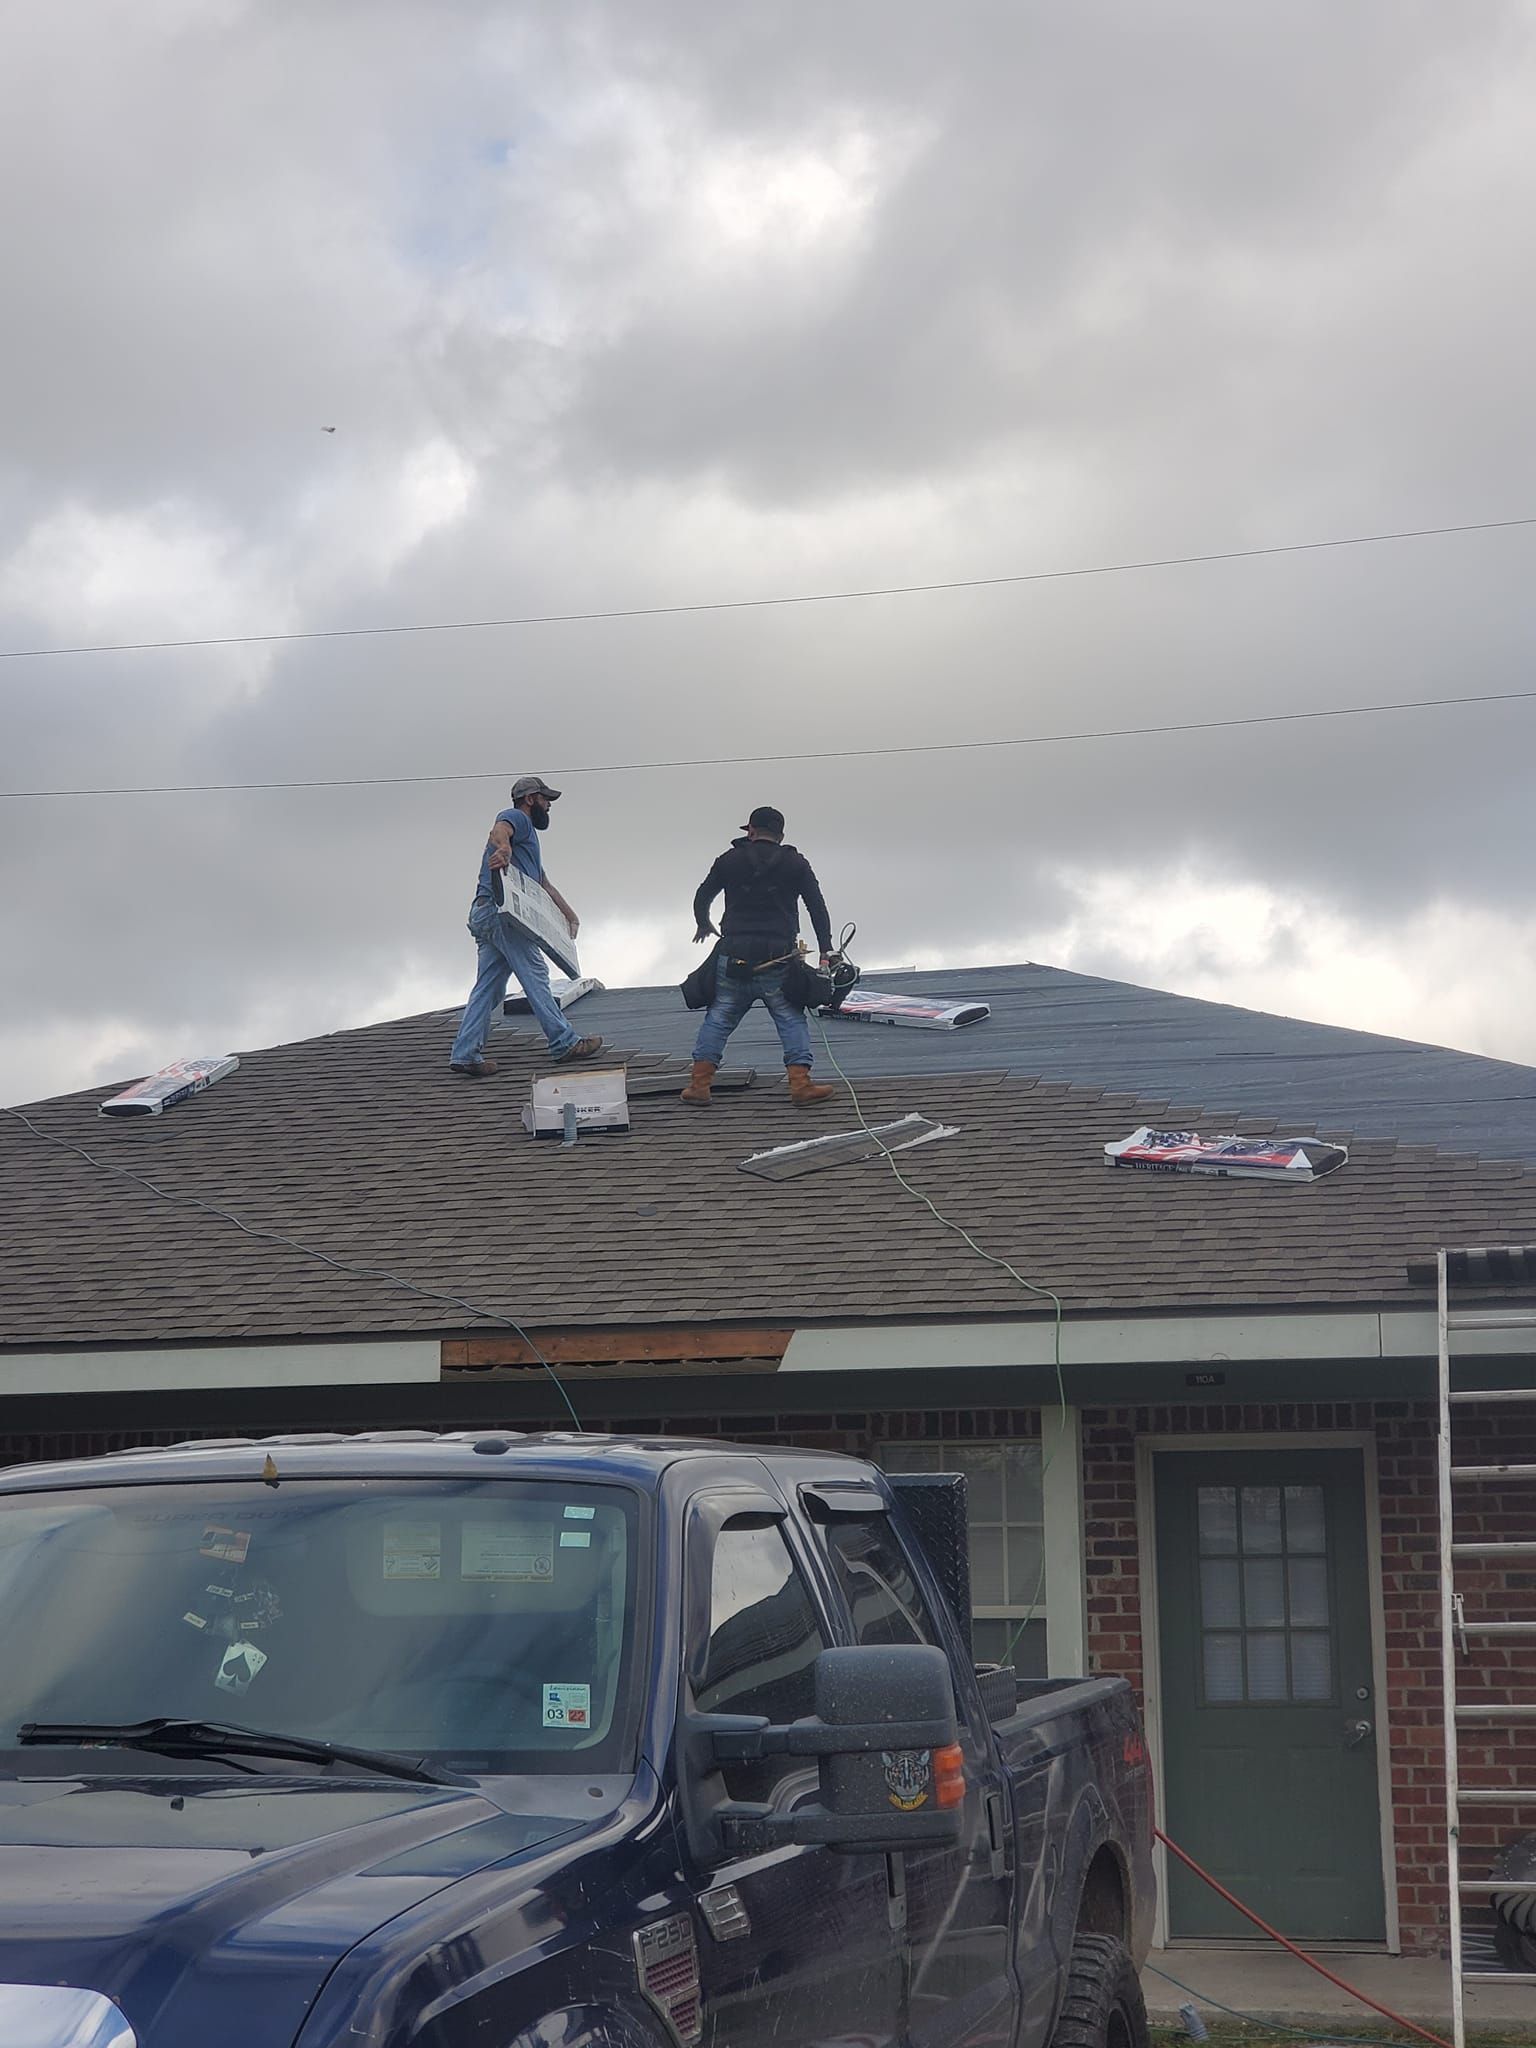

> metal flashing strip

[{"left": 740, "top": 1112, "right": 959, "bottom": 1181}]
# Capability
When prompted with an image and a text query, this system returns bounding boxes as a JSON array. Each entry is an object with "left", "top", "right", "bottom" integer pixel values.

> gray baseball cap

[{"left": 511, "top": 774, "right": 562, "bottom": 802}]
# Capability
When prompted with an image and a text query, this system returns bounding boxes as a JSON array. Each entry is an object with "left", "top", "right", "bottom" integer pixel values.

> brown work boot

[
  {"left": 787, "top": 1064, "right": 834, "bottom": 1106},
  {"left": 450, "top": 1056, "right": 499, "bottom": 1078},
  {"left": 679, "top": 1060, "right": 716, "bottom": 1106},
  {"left": 554, "top": 1036, "right": 604, "bottom": 1063}
]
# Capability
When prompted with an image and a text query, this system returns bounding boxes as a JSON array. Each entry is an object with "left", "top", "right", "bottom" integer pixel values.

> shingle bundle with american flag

[{"left": 1104, "top": 1127, "right": 1348, "bottom": 1181}]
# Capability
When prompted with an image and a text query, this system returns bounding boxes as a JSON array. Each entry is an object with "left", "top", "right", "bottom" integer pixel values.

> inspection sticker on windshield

[
  {"left": 383, "top": 1520, "right": 442, "bottom": 1580},
  {"left": 559, "top": 1530, "right": 591, "bottom": 1549},
  {"left": 461, "top": 1520, "right": 553, "bottom": 1581},
  {"left": 542, "top": 1683, "right": 590, "bottom": 1728},
  {"left": 563, "top": 1505, "right": 595, "bottom": 1521}
]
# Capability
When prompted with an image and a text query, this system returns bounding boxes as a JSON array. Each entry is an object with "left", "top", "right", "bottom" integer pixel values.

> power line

[
  {"left": 1, "top": 512, "right": 1532, "bottom": 663},
  {"left": 5, "top": 679, "right": 1536, "bottom": 801}
]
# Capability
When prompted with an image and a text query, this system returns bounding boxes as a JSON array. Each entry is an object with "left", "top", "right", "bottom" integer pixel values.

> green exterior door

[{"left": 1154, "top": 1448, "right": 1386, "bottom": 1942}]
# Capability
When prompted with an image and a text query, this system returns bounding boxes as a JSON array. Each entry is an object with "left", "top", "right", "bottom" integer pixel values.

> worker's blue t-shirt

[{"left": 474, "top": 808, "right": 543, "bottom": 905}]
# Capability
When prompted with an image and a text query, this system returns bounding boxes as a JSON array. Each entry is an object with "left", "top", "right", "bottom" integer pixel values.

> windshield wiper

[{"left": 16, "top": 1717, "right": 464, "bottom": 1787}]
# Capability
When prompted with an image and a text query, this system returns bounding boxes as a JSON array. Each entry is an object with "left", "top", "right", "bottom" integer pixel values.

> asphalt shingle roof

[
  {"left": 3, "top": 973, "right": 1534, "bottom": 1349},
  {"left": 573, "top": 963, "right": 1536, "bottom": 1164}
]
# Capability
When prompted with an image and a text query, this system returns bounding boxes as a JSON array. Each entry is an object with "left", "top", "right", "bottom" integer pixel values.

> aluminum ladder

[{"left": 1436, "top": 1246, "right": 1536, "bottom": 2044}]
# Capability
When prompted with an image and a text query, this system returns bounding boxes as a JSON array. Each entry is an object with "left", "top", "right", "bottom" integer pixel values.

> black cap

[{"left": 743, "top": 805, "right": 785, "bottom": 837}]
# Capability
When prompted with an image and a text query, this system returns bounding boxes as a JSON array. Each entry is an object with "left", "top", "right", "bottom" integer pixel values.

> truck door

[
  {"left": 680, "top": 1503, "right": 904, "bottom": 2048},
  {"left": 806, "top": 1491, "right": 1017, "bottom": 2048}
]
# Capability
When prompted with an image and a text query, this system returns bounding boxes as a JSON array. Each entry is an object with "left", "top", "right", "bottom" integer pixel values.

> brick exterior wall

[
  {"left": 1081, "top": 1399, "right": 1536, "bottom": 1957},
  {"left": 3, "top": 1392, "right": 1530, "bottom": 1957}
]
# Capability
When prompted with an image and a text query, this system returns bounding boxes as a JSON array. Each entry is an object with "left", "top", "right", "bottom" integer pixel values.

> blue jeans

[
  {"left": 450, "top": 901, "right": 579, "bottom": 1065},
  {"left": 693, "top": 959, "right": 813, "bottom": 1070}
]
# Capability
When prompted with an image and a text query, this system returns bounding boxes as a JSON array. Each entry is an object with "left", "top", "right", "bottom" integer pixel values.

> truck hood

[{"left": 0, "top": 1770, "right": 582, "bottom": 2048}]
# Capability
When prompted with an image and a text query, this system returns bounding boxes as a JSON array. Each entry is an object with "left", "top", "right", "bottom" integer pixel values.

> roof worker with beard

[
  {"left": 449, "top": 775, "right": 602, "bottom": 1077},
  {"left": 682, "top": 805, "right": 836, "bottom": 1107}
]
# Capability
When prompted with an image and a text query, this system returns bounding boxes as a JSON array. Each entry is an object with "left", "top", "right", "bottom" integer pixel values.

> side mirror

[
  {"left": 704, "top": 1644, "right": 966, "bottom": 1858},
  {"left": 809, "top": 1643, "right": 966, "bottom": 1853}
]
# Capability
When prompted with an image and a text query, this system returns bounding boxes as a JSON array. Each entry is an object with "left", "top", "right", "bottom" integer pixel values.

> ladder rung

[
  {"left": 1461, "top": 1878, "right": 1536, "bottom": 1893},
  {"left": 1447, "top": 1309, "right": 1536, "bottom": 1332},
  {"left": 1451, "top": 1463, "right": 1536, "bottom": 1479},
  {"left": 1454, "top": 1540, "right": 1536, "bottom": 1557},
  {"left": 1449, "top": 1386, "right": 1536, "bottom": 1403},
  {"left": 1457, "top": 1703, "right": 1536, "bottom": 1720},
  {"left": 1463, "top": 1971, "right": 1536, "bottom": 1984},
  {"left": 1459, "top": 1787, "right": 1536, "bottom": 1803},
  {"left": 1458, "top": 1620, "right": 1536, "bottom": 1636}
]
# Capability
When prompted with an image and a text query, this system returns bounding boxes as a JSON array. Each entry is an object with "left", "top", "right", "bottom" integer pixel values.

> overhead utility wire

[
  {"left": 6, "top": 679, "right": 1536, "bottom": 801},
  {"left": 0, "top": 512, "right": 1531, "bottom": 663}
]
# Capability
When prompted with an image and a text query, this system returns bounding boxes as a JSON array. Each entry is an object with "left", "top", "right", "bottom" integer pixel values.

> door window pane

[
  {"left": 1195, "top": 1471, "right": 1339, "bottom": 1706},
  {"left": 1199, "top": 1559, "right": 1241, "bottom": 1628},
  {"left": 1241, "top": 1487, "right": 1284, "bottom": 1554},
  {"left": 1198, "top": 1486, "right": 1237, "bottom": 1553},
  {"left": 1291, "top": 1632, "right": 1333, "bottom": 1700},
  {"left": 1203, "top": 1633, "right": 1243, "bottom": 1700},
  {"left": 1243, "top": 1558, "right": 1286, "bottom": 1628},
  {"left": 1245, "top": 1633, "right": 1289, "bottom": 1701},
  {"left": 1284, "top": 1486, "right": 1327, "bottom": 1553},
  {"left": 1288, "top": 1558, "right": 1330, "bottom": 1627}
]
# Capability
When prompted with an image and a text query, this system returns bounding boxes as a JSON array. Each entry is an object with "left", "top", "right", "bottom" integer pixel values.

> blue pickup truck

[{"left": 0, "top": 1432, "right": 1153, "bottom": 2048}]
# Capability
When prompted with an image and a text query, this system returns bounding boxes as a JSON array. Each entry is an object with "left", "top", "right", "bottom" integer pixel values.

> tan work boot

[
  {"left": 554, "top": 1035, "right": 604, "bottom": 1063},
  {"left": 680, "top": 1060, "right": 716, "bottom": 1105},
  {"left": 787, "top": 1064, "right": 834, "bottom": 1106}
]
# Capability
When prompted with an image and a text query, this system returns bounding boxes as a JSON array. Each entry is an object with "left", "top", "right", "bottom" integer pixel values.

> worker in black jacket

[{"left": 683, "top": 805, "right": 835, "bottom": 1107}]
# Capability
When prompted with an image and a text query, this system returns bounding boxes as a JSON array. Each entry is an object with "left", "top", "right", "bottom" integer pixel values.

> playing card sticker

[
  {"left": 214, "top": 1641, "right": 268, "bottom": 1696},
  {"left": 461, "top": 1520, "right": 553, "bottom": 1582},
  {"left": 542, "top": 1682, "right": 590, "bottom": 1729},
  {"left": 383, "top": 1520, "right": 442, "bottom": 1581},
  {"left": 200, "top": 1525, "right": 251, "bottom": 1564}
]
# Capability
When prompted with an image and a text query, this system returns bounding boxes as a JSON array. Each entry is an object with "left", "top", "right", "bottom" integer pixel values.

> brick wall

[{"left": 1081, "top": 1399, "right": 1536, "bottom": 1957}]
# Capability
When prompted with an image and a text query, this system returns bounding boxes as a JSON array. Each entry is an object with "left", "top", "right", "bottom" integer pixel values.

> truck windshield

[{"left": 0, "top": 1477, "right": 642, "bottom": 1774}]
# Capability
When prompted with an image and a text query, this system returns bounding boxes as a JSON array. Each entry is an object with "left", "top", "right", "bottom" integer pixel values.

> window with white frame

[{"left": 875, "top": 1440, "right": 1046, "bottom": 1675}]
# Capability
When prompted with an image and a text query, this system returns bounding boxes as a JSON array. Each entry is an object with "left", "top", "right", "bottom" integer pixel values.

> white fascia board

[
  {"left": 1378, "top": 1310, "right": 1535, "bottom": 1358},
  {"left": 0, "top": 1341, "right": 440, "bottom": 1400},
  {"left": 783, "top": 1309, "right": 1536, "bottom": 1374}
]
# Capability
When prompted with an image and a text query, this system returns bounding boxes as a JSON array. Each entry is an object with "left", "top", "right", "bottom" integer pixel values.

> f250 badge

[{"left": 882, "top": 1749, "right": 931, "bottom": 1811}]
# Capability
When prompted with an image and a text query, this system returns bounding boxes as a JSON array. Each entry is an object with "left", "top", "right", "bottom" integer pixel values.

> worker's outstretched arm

[
  {"left": 693, "top": 858, "right": 727, "bottom": 943},
  {"left": 486, "top": 816, "right": 515, "bottom": 870},
  {"left": 799, "top": 861, "right": 834, "bottom": 962}
]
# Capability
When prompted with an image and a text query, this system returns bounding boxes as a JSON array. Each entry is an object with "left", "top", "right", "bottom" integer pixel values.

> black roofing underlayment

[{"left": 546, "top": 962, "right": 1536, "bottom": 1165}]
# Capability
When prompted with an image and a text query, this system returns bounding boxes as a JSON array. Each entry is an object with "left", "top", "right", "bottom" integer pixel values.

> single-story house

[{"left": 3, "top": 962, "right": 1533, "bottom": 1960}]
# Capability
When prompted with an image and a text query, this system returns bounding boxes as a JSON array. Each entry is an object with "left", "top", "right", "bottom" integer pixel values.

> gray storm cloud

[{"left": 4, "top": 0, "right": 1535, "bottom": 1103}]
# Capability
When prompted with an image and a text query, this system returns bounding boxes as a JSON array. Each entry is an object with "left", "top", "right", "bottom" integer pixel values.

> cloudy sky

[{"left": 4, "top": 0, "right": 1536, "bottom": 1106}]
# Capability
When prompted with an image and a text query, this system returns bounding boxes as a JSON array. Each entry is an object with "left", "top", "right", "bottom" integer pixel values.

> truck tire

[{"left": 1049, "top": 1932, "right": 1149, "bottom": 2048}]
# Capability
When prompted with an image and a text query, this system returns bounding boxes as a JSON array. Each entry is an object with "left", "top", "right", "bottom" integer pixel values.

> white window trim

[{"left": 875, "top": 1436, "right": 1049, "bottom": 1664}]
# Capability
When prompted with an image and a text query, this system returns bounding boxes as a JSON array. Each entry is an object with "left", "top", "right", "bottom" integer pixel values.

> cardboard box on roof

[{"left": 521, "top": 1067, "right": 629, "bottom": 1139}]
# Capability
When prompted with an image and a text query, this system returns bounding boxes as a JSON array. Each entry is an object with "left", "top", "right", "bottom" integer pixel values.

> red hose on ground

[{"left": 1154, "top": 1827, "right": 1454, "bottom": 2048}]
